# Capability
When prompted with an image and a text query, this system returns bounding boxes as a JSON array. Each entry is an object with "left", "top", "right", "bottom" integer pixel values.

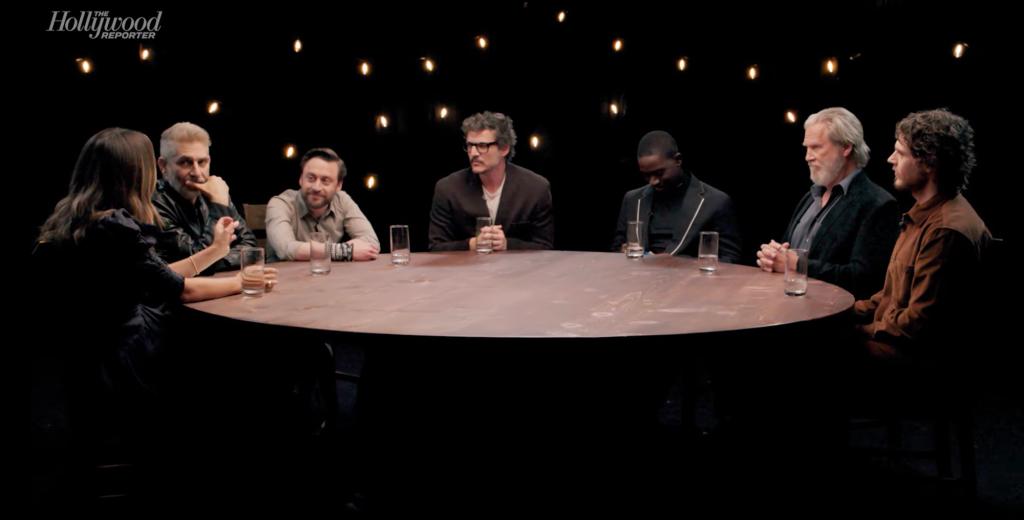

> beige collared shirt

[{"left": 266, "top": 189, "right": 379, "bottom": 261}]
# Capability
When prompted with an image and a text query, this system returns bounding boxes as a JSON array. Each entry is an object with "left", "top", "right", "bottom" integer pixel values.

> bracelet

[
  {"left": 330, "top": 242, "right": 354, "bottom": 262},
  {"left": 188, "top": 255, "right": 200, "bottom": 276}
]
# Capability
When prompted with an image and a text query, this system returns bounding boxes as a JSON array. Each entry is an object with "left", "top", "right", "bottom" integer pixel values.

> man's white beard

[{"left": 810, "top": 160, "right": 843, "bottom": 187}]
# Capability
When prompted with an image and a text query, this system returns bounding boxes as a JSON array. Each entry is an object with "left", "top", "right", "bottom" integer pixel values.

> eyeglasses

[{"left": 463, "top": 141, "right": 498, "bottom": 153}]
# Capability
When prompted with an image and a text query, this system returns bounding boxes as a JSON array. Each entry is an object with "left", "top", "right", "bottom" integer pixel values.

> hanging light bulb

[
  {"left": 823, "top": 57, "right": 838, "bottom": 75},
  {"left": 953, "top": 42, "right": 967, "bottom": 59}
]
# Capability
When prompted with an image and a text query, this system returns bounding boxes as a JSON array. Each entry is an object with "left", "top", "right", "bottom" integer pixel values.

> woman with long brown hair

[{"left": 33, "top": 127, "right": 277, "bottom": 446}]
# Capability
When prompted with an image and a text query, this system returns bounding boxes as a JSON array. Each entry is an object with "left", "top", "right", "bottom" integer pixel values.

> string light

[
  {"left": 284, "top": 145, "right": 296, "bottom": 159},
  {"left": 823, "top": 57, "right": 838, "bottom": 75},
  {"left": 953, "top": 42, "right": 967, "bottom": 59},
  {"left": 365, "top": 174, "right": 378, "bottom": 190},
  {"left": 116, "top": 25, "right": 967, "bottom": 142},
  {"left": 76, "top": 58, "right": 92, "bottom": 74},
  {"left": 557, "top": 11, "right": 567, "bottom": 23}
]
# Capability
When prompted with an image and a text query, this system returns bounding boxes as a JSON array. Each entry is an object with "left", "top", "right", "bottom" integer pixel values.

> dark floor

[
  {"left": 32, "top": 344, "right": 1023, "bottom": 515},
  {"left": 325, "top": 350, "right": 1023, "bottom": 516}
]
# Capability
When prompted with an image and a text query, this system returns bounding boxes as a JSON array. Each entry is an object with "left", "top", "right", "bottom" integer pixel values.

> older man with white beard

[{"left": 756, "top": 107, "right": 898, "bottom": 299}]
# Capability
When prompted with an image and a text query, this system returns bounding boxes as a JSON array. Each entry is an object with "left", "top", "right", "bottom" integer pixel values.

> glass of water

[
  {"left": 626, "top": 220, "right": 644, "bottom": 259},
  {"left": 784, "top": 248, "right": 809, "bottom": 296},
  {"left": 475, "top": 216, "right": 493, "bottom": 254},
  {"left": 240, "top": 246, "right": 265, "bottom": 297},
  {"left": 698, "top": 231, "right": 719, "bottom": 273},
  {"left": 310, "top": 231, "right": 331, "bottom": 275},
  {"left": 390, "top": 224, "right": 410, "bottom": 265}
]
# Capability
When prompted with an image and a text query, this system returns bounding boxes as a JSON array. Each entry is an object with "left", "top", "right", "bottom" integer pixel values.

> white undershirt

[{"left": 482, "top": 174, "right": 506, "bottom": 221}]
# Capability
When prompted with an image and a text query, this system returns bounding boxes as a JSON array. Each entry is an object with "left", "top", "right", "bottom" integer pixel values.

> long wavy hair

[{"left": 38, "top": 128, "right": 161, "bottom": 244}]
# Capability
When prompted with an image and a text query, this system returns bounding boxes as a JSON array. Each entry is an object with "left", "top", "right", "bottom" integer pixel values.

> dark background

[
  {"left": 22, "top": 2, "right": 1022, "bottom": 510},
  {"left": 21, "top": 1, "right": 1012, "bottom": 258}
]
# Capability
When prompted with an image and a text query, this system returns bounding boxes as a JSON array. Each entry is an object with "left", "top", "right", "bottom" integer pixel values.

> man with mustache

[
  {"left": 266, "top": 147, "right": 379, "bottom": 262},
  {"left": 429, "top": 111, "right": 554, "bottom": 251},
  {"left": 756, "top": 107, "right": 899, "bottom": 299},
  {"left": 854, "top": 109, "right": 990, "bottom": 359}
]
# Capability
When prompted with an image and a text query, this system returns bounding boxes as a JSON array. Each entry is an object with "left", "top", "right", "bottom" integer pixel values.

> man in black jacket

[
  {"left": 152, "top": 122, "right": 256, "bottom": 274},
  {"left": 756, "top": 107, "right": 898, "bottom": 299},
  {"left": 612, "top": 130, "right": 742, "bottom": 262},
  {"left": 429, "top": 111, "right": 554, "bottom": 251}
]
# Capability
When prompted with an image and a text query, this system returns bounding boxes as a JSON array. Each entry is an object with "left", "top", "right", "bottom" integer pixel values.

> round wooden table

[
  {"left": 183, "top": 251, "right": 858, "bottom": 510},
  {"left": 185, "top": 250, "right": 854, "bottom": 340}
]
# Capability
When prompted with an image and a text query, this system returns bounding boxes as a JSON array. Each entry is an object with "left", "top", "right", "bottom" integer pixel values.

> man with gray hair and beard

[
  {"left": 756, "top": 107, "right": 898, "bottom": 299},
  {"left": 152, "top": 122, "right": 257, "bottom": 274}
]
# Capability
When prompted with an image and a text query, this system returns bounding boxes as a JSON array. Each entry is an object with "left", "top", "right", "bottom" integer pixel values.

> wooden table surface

[{"left": 186, "top": 250, "right": 854, "bottom": 339}]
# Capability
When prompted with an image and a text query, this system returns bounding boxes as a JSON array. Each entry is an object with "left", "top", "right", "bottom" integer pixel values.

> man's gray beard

[
  {"left": 168, "top": 176, "right": 199, "bottom": 201},
  {"left": 811, "top": 164, "right": 841, "bottom": 187}
]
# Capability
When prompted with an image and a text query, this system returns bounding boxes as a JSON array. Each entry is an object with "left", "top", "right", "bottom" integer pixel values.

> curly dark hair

[
  {"left": 462, "top": 111, "right": 517, "bottom": 160},
  {"left": 896, "top": 109, "right": 976, "bottom": 195}
]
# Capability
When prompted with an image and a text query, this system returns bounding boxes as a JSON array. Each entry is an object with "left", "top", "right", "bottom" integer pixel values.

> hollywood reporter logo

[{"left": 47, "top": 11, "right": 163, "bottom": 40}]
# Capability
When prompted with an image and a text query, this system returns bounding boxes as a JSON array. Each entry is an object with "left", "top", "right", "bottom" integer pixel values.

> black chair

[{"left": 848, "top": 362, "right": 977, "bottom": 494}]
